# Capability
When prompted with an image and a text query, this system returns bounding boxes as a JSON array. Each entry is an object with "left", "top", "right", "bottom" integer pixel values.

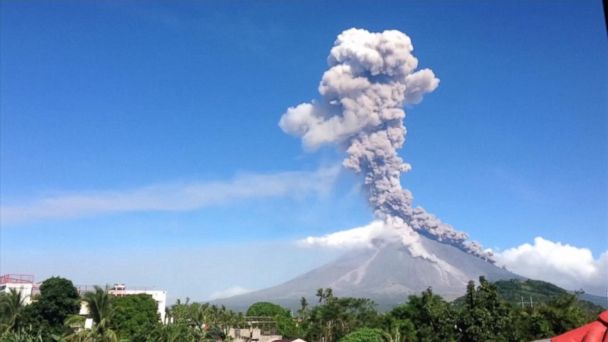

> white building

[
  {"left": 0, "top": 274, "right": 35, "bottom": 305},
  {"left": 228, "top": 327, "right": 282, "bottom": 342}
]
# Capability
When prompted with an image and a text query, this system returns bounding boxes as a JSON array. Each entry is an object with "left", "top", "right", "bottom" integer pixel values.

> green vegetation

[
  {"left": 0, "top": 289, "right": 27, "bottom": 333},
  {"left": 165, "top": 299, "right": 245, "bottom": 341},
  {"left": 454, "top": 278, "right": 604, "bottom": 317},
  {"left": 304, "top": 291, "right": 380, "bottom": 342},
  {"left": 246, "top": 302, "right": 289, "bottom": 318},
  {"left": 110, "top": 294, "right": 159, "bottom": 341},
  {"left": 339, "top": 327, "right": 386, "bottom": 342},
  {"left": 0, "top": 275, "right": 604, "bottom": 341}
]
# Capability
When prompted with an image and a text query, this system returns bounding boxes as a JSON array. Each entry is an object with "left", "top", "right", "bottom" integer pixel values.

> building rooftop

[{"left": 0, "top": 274, "right": 34, "bottom": 284}]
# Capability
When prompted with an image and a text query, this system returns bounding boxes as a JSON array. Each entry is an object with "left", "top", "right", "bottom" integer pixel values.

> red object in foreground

[{"left": 552, "top": 311, "right": 608, "bottom": 342}]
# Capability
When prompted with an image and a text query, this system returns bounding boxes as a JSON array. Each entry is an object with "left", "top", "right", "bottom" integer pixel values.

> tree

[
  {"left": 316, "top": 288, "right": 334, "bottom": 304},
  {"left": 389, "top": 287, "right": 456, "bottom": 341},
  {"left": 79, "top": 286, "right": 118, "bottom": 342},
  {"left": 246, "top": 302, "right": 298, "bottom": 338},
  {"left": 82, "top": 286, "right": 112, "bottom": 325},
  {"left": 36, "top": 277, "right": 80, "bottom": 326},
  {"left": 148, "top": 322, "right": 201, "bottom": 342},
  {"left": 275, "top": 314, "right": 301, "bottom": 339},
  {"left": 457, "top": 277, "right": 515, "bottom": 341},
  {"left": 512, "top": 306, "right": 553, "bottom": 341},
  {"left": 537, "top": 293, "right": 592, "bottom": 335},
  {"left": 246, "top": 302, "right": 290, "bottom": 318},
  {"left": 0, "top": 288, "right": 28, "bottom": 334},
  {"left": 306, "top": 294, "right": 380, "bottom": 342},
  {"left": 29, "top": 277, "right": 80, "bottom": 336},
  {"left": 168, "top": 300, "right": 245, "bottom": 341},
  {"left": 339, "top": 327, "right": 385, "bottom": 342},
  {"left": 110, "top": 294, "right": 159, "bottom": 342},
  {"left": 379, "top": 315, "right": 415, "bottom": 342}
]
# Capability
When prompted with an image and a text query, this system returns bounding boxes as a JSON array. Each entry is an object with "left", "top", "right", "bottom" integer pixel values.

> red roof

[{"left": 552, "top": 310, "right": 608, "bottom": 342}]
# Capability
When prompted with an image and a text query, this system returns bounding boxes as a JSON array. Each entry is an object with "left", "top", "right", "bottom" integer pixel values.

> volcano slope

[{"left": 214, "top": 235, "right": 520, "bottom": 311}]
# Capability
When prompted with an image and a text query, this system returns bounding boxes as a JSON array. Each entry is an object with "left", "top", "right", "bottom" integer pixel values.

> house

[{"left": 0, "top": 274, "right": 35, "bottom": 305}]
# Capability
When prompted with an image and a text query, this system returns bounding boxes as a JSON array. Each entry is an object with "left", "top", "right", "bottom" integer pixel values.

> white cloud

[
  {"left": 0, "top": 167, "right": 339, "bottom": 225},
  {"left": 207, "top": 286, "right": 252, "bottom": 300},
  {"left": 297, "top": 220, "right": 391, "bottom": 249},
  {"left": 297, "top": 219, "right": 425, "bottom": 252},
  {"left": 495, "top": 237, "right": 608, "bottom": 295}
]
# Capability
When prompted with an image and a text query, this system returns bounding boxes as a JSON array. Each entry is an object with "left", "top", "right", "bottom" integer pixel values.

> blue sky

[{"left": 1, "top": 1, "right": 607, "bottom": 300}]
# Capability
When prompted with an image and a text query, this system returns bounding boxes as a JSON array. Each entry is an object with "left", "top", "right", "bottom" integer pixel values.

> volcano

[{"left": 214, "top": 235, "right": 520, "bottom": 311}]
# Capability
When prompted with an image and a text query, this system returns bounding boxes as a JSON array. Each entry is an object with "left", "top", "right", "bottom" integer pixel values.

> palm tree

[
  {"left": 82, "top": 286, "right": 112, "bottom": 325},
  {"left": 316, "top": 288, "right": 324, "bottom": 303},
  {"left": 79, "top": 286, "right": 118, "bottom": 342},
  {"left": 0, "top": 288, "right": 27, "bottom": 333}
]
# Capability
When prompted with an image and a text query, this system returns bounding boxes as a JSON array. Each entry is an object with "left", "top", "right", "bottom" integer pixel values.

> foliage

[
  {"left": 456, "top": 277, "right": 515, "bottom": 341},
  {"left": 246, "top": 301, "right": 300, "bottom": 337},
  {"left": 274, "top": 314, "right": 301, "bottom": 339},
  {"left": 246, "top": 302, "right": 290, "bottom": 318},
  {"left": 379, "top": 315, "right": 415, "bottom": 342},
  {"left": 32, "top": 277, "right": 80, "bottom": 334},
  {"left": 305, "top": 289, "right": 380, "bottom": 342},
  {"left": 457, "top": 278, "right": 605, "bottom": 315},
  {"left": 68, "top": 286, "right": 118, "bottom": 342},
  {"left": 109, "top": 294, "right": 159, "bottom": 341},
  {"left": 339, "top": 327, "right": 386, "bottom": 342},
  {"left": 388, "top": 288, "right": 456, "bottom": 341},
  {"left": 11, "top": 277, "right": 79, "bottom": 338},
  {"left": 148, "top": 323, "right": 202, "bottom": 342},
  {"left": 0, "top": 288, "right": 28, "bottom": 334},
  {"left": 0, "top": 326, "right": 45, "bottom": 342},
  {"left": 536, "top": 294, "right": 594, "bottom": 335},
  {"left": 82, "top": 286, "right": 112, "bottom": 325},
  {"left": 169, "top": 300, "right": 244, "bottom": 340}
]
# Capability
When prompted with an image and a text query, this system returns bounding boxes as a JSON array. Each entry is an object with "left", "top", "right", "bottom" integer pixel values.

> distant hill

[
  {"left": 454, "top": 279, "right": 606, "bottom": 313},
  {"left": 577, "top": 292, "right": 608, "bottom": 309}
]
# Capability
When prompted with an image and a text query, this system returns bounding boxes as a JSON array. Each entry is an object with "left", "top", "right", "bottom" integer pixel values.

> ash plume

[{"left": 280, "top": 28, "right": 493, "bottom": 262}]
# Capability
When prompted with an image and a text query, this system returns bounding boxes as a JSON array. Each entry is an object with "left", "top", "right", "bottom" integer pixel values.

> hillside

[{"left": 453, "top": 278, "right": 606, "bottom": 313}]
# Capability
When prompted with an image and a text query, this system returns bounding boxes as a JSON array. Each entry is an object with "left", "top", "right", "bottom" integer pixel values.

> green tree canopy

[
  {"left": 33, "top": 277, "right": 80, "bottom": 334},
  {"left": 306, "top": 294, "right": 380, "bottom": 342},
  {"left": 457, "top": 277, "right": 515, "bottom": 341},
  {"left": 339, "top": 327, "right": 385, "bottom": 342},
  {"left": 388, "top": 287, "right": 456, "bottom": 341},
  {"left": 110, "top": 294, "right": 159, "bottom": 342},
  {"left": 246, "top": 302, "right": 290, "bottom": 318}
]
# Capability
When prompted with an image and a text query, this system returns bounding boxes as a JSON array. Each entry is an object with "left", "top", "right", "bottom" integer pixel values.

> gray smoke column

[{"left": 280, "top": 28, "right": 493, "bottom": 262}]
